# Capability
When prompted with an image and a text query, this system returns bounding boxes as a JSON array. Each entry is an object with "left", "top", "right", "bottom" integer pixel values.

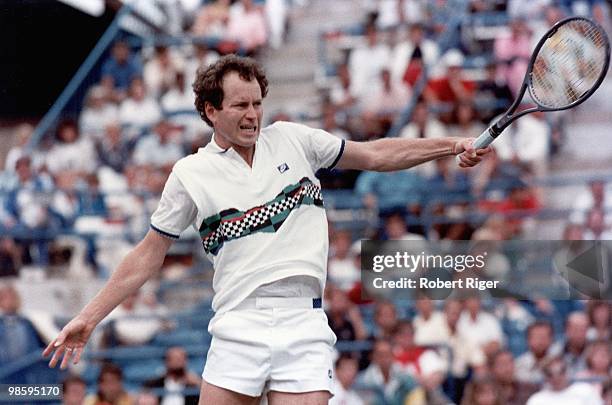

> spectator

[
  {"left": 389, "top": 22, "right": 439, "bottom": 88},
  {"left": 348, "top": 23, "right": 391, "bottom": 99},
  {"left": 449, "top": 102, "right": 484, "bottom": 139},
  {"left": 392, "top": 321, "right": 449, "bottom": 404},
  {"left": 357, "top": 339, "right": 417, "bottom": 404},
  {"left": 101, "top": 40, "right": 143, "bottom": 98},
  {"left": 575, "top": 340, "right": 611, "bottom": 396},
  {"left": 586, "top": 300, "right": 611, "bottom": 341},
  {"left": 423, "top": 49, "right": 476, "bottom": 123},
  {"left": 5, "top": 123, "right": 44, "bottom": 173},
  {"left": 328, "top": 230, "right": 360, "bottom": 290},
  {"left": 5, "top": 156, "right": 56, "bottom": 266},
  {"left": 46, "top": 119, "right": 97, "bottom": 181},
  {"left": 226, "top": 0, "right": 268, "bottom": 54},
  {"left": 132, "top": 120, "right": 184, "bottom": 171},
  {"left": 0, "top": 237, "right": 21, "bottom": 277},
  {"left": 265, "top": 0, "right": 289, "bottom": 49},
  {"left": 84, "top": 363, "right": 134, "bottom": 405},
  {"left": 494, "top": 17, "right": 532, "bottom": 96},
  {"left": 361, "top": 68, "right": 411, "bottom": 134},
  {"left": 582, "top": 207, "right": 612, "bottom": 240},
  {"left": 0, "top": 283, "right": 45, "bottom": 365},
  {"left": 118, "top": 77, "right": 162, "bottom": 132},
  {"left": 372, "top": 301, "right": 399, "bottom": 340},
  {"left": 562, "top": 311, "right": 589, "bottom": 378},
  {"left": 413, "top": 294, "right": 446, "bottom": 346},
  {"left": 105, "top": 291, "right": 169, "bottom": 347},
  {"left": 162, "top": 71, "right": 210, "bottom": 143},
  {"left": 143, "top": 45, "right": 185, "bottom": 99},
  {"left": 515, "top": 320, "right": 561, "bottom": 384},
  {"left": 325, "top": 285, "right": 368, "bottom": 342},
  {"left": 95, "top": 122, "right": 135, "bottom": 174},
  {"left": 526, "top": 356, "right": 603, "bottom": 405},
  {"left": 398, "top": 100, "right": 448, "bottom": 177},
  {"left": 439, "top": 299, "right": 486, "bottom": 401},
  {"left": 457, "top": 295, "right": 504, "bottom": 359},
  {"left": 191, "top": 0, "right": 231, "bottom": 38},
  {"left": 144, "top": 346, "right": 201, "bottom": 405},
  {"left": 62, "top": 375, "right": 87, "bottom": 405},
  {"left": 184, "top": 44, "right": 220, "bottom": 90},
  {"left": 476, "top": 63, "right": 513, "bottom": 124},
  {"left": 79, "top": 85, "right": 119, "bottom": 140},
  {"left": 329, "top": 354, "right": 364, "bottom": 405},
  {"left": 460, "top": 378, "right": 503, "bottom": 405},
  {"left": 382, "top": 212, "right": 426, "bottom": 241},
  {"left": 570, "top": 180, "right": 612, "bottom": 224},
  {"left": 491, "top": 350, "right": 539, "bottom": 405},
  {"left": 329, "top": 63, "right": 358, "bottom": 112}
]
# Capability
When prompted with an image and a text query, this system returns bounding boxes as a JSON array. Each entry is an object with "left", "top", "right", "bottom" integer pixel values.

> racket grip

[{"left": 455, "top": 127, "right": 496, "bottom": 165}]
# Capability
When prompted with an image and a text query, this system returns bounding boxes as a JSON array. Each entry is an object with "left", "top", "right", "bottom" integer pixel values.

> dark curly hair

[{"left": 193, "top": 54, "right": 268, "bottom": 127}]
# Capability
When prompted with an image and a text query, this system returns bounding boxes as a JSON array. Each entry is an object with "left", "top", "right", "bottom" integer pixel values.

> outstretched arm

[
  {"left": 43, "top": 229, "right": 172, "bottom": 368},
  {"left": 337, "top": 137, "right": 490, "bottom": 172}
]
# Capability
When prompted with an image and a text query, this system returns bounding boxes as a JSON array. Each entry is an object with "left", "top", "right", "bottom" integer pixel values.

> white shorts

[{"left": 202, "top": 297, "right": 337, "bottom": 397}]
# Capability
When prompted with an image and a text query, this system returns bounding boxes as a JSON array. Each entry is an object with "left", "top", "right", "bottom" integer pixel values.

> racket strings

[{"left": 530, "top": 20, "right": 608, "bottom": 108}]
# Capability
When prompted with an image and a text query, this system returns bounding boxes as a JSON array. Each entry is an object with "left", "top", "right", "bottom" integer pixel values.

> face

[
  {"left": 373, "top": 341, "right": 394, "bottom": 371},
  {"left": 492, "top": 352, "right": 515, "bottom": 383},
  {"left": 336, "top": 358, "right": 358, "bottom": 387},
  {"left": 445, "top": 300, "right": 462, "bottom": 326},
  {"left": 375, "top": 303, "right": 398, "bottom": 332},
  {"left": 99, "top": 372, "right": 123, "bottom": 401},
  {"left": 566, "top": 314, "right": 588, "bottom": 346},
  {"left": 165, "top": 347, "right": 187, "bottom": 371},
  {"left": 528, "top": 326, "right": 552, "bottom": 356},
  {"left": 206, "top": 72, "right": 263, "bottom": 155},
  {"left": 63, "top": 382, "right": 86, "bottom": 405}
]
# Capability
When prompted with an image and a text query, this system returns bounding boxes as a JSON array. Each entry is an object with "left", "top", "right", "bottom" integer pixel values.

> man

[
  {"left": 562, "top": 311, "right": 589, "bottom": 378},
  {"left": 526, "top": 356, "right": 602, "bottom": 405},
  {"left": 329, "top": 355, "right": 363, "bottom": 405},
  {"left": 515, "top": 321, "right": 561, "bottom": 384},
  {"left": 62, "top": 375, "right": 87, "bottom": 405},
  {"left": 145, "top": 346, "right": 201, "bottom": 405},
  {"left": 44, "top": 55, "right": 489, "bottom": 404},
  {"left": 491, "top": 350, "right": 538, "bottom": 405}
]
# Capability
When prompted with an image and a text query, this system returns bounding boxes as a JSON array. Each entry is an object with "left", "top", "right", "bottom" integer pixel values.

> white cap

[{"left": 442, "top": 49, "right": 465, "bottom": 68}]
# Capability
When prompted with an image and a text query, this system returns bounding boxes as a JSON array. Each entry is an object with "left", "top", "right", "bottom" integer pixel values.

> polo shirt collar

[{"left": 204, "top": 133, "right": 230, "bottom": 154}]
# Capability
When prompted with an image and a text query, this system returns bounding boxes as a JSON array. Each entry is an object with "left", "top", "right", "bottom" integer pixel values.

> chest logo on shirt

[
  {"left": 199, "top": 177, "right": 324, "bottom": 255},
  {"left": 277, "top": 163, "right": 290, "bottom": 173}
]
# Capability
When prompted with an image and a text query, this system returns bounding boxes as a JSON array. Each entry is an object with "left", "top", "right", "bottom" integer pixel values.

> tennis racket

[{"left": 458, "top": 16, "right": 610, "bottom": 162}]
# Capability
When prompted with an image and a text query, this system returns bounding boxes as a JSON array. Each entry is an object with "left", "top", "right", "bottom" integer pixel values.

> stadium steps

[{"left": 262, "top": 0, "right": 361, "bottom": 115}]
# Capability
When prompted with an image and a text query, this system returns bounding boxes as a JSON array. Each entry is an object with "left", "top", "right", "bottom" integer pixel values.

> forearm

[
  {"left": 369, "top": 137, "right": 459, "bottom": 171},
  {"left": 78, "top": 238, "right": 166, "bottom": 326}
]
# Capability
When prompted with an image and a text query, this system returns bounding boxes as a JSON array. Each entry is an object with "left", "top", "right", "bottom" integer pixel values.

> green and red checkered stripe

[{"left": 199, "top": 177, "right": 324, "bottom": 254}]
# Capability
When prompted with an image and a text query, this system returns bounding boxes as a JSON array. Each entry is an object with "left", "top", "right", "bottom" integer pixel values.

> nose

[{"left": 245, "top": 103, "right": 257, "bottom": 120}]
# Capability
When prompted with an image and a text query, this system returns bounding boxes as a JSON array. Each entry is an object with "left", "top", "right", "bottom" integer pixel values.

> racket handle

[{"left": 455, "top": 127, "right": 496, "bottom": 165}]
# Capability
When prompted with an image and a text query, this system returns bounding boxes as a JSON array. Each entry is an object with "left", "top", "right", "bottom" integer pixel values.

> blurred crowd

[{"left": 0, "top": 0, "right": 611, "bottom": 404}]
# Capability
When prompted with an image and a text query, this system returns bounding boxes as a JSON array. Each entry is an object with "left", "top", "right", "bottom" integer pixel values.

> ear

[{"left": 204, "top": 102, "right": 218, "bottom": 126}]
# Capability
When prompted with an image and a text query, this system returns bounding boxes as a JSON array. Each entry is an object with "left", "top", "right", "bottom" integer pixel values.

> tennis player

[{"left": 44, "top": 55, "right": 490, "bottom": 404}]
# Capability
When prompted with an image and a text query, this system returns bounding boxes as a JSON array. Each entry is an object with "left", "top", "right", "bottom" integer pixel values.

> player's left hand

[{"left": 453, "top": 138, "right": 492, "bottom": 168}]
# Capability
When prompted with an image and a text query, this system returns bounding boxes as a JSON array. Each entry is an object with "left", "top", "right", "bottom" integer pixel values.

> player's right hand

[{"left": 42, "top": 316, "right": 95, "bottom": 369}]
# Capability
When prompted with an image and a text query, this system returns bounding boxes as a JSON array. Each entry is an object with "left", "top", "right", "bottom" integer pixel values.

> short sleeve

[
  {"left": 150, "top": 172, "right": 198, "bottom": 239},
  {"left": 276, "top": 122, "right": 345, "bottom": 172}
]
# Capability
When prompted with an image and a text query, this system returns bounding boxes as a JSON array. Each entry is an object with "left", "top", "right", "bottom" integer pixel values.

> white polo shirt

[{"left": 151, "top": 121, "right": 345, "bottom": 314}]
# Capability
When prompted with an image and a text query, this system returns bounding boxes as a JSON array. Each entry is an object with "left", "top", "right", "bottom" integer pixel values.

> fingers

[
  {"left": 457, "top": 152, "right": 483, "bottom": 168},
  {"left": 73, "top": 347, "right": 84, "bottom": 365},
  {"left": 48, "top": 345, "right": 65, "bottom": 369},
  {"left": 60, "top": 347, "right": 74, "bottom": 370}
]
